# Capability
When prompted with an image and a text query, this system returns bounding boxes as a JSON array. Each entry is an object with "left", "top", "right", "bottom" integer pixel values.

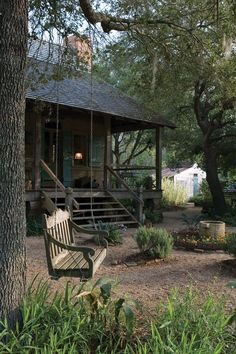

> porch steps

[
  {"left": 72, "top": 193, "right": 140, "bottom": 229},
  {"left": 45, "top": 191, "right": 140, "bottom": 229},
  {"left": 79, "top": 220, "right": 138, "bottom": 228}
]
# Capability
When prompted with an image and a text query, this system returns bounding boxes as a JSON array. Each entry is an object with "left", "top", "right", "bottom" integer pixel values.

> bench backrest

[{"left": 43, "top": 209, "right": 74, "bottom": 268}]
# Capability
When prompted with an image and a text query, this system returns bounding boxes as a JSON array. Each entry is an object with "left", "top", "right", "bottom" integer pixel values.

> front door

[{"left": 193, "top": 173, "right": 199, "bottom": 196}]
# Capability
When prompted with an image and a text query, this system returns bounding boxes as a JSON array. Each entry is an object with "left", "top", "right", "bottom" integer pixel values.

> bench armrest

[
  {"left": 45, "top": 232, "right": 96, "bottom": 256},
  {"left": 70, "top": 221, "right": 108, "bottom": 248}
]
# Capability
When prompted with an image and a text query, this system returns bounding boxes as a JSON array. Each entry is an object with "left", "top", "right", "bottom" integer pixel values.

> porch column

[
  {"left": 33, "top": 113, "right": 42, "bottom": 190},
  {"left": 155, "top": 127, "right": 162, "bottom": 191},
  {"left": 104, "top": 116, "right": 112, "bottom": 189}
]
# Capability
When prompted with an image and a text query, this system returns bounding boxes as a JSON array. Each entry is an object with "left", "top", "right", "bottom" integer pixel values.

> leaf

[
  {"left": 100, "top": 283, "right": 112, "bottom": 303},
  {"left": 159, "top": 320, "right": 172, "bottom": 329},
  {"left": 77, "top": 291, "right": 91, "bottom": 299},
  {"left": 123, "top": 304, "right": 135, "bottom": 335},
  {"left": 115, "top": 298, "right": 125, "bottom": 324},
  {"left": 92, "top": 277, "right": 114, "bottom": 291}
]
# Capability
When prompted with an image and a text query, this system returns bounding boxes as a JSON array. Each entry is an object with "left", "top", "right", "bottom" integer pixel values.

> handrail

[
  {"left": 40, "top": 159, "right": 66, "bottom": 193},
  {"left": 105, "top": 165, "right": 144, "bottom": 205},
  {"left": 111, "top": 166, "right": 156, "bottom": 171},
  {"left": 40, "top": 160, "right": 81, "bottom": 213}
]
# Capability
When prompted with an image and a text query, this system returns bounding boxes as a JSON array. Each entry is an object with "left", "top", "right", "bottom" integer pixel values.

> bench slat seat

[{"left": 43, "top": 209, "right": 108, "bottom": 279}]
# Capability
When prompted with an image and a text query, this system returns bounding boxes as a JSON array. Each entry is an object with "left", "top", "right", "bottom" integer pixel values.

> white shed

[{"left": 162, "top": 163, "right": 206, "bottom": 198}]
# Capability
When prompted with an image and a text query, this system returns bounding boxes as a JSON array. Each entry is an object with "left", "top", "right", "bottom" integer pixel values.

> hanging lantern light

[{"left": 74, "top": 152, "right": 83, "bottom": 160}]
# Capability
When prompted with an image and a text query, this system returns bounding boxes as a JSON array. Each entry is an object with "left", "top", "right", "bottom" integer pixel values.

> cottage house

[{"left": 25, "top": 39, "right": 175, "bottom": 227}]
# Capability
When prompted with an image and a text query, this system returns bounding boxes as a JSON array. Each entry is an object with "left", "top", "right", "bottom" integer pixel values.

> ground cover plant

[
  {"left": 95, "top": 221, "right": 123, "bottom": 245},
  {"left": 0, "top": 278, "right": 137, "bottom": 354},
  {"left": 126, "top": 290, "right": 236, "bottom": 354},
  {"left": 135, "top": 227, "right": 173, "bottom": 259},
  {"left": 1, "top": 280, "right": 235, "bottom": 353}
]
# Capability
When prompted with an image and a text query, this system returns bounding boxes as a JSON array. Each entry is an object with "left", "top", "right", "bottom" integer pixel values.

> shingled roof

[{"left": 26, "top": 41, "right": 175, "bottom": 128}]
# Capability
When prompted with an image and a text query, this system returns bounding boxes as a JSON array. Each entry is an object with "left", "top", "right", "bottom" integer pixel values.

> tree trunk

[
  {"left": 204, "top": 144, "right": 227, "bottom": 216},
  {"left": 0, "top": 0, "right": 28, "bottom": 324}
]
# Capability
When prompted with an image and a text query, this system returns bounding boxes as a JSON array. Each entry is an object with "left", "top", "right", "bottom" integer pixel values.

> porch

[{"left": 25, "top": 99, "right": 165, "bottom": 225}]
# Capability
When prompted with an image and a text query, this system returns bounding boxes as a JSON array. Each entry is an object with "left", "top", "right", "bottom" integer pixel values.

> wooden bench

[{"left": 42, "top": 209, "right": 108, "bottom": 280}]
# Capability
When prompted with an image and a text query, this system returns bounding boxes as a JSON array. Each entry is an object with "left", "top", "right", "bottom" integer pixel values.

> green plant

[
  {"left": 26, "top": 215, "right": 43, "bottom": 236},
  {"left": 200, "top": 179, "right": 212, "bottom": 202},
  {"left": 129, "top": 289, "right": 236, "bottom": 354},
  {"left": 1, "top": 280, "right": 236, "bottom": 354},
  {"left": 222, "top": 210, "right": 236, "bottom": 227},
  {"left": 120, "top": 199, "right": 136, "bottom": 214},
  {"left": 0, "top": 278, "right": 137, "bottom": 353},
  {"left": 96, "top": 221, "right": 123, "bottom": 245},
  {"left": 144, "top": 209, "right": 163, "bottom": 224},
  {"left": 135, "top": 227, "right": 173, "bottom": 259},
  {"left": 226, "top": 233, "right": 236, "bottom": 257},
  {"left": 181, "top": 212, "right": 205, "bottom": 229},
  {"left": 162, "top": 178, "right": 188, "bottom": 208},
  {"left": 189, "top": 194, "right": 205, "bottom": 206}
]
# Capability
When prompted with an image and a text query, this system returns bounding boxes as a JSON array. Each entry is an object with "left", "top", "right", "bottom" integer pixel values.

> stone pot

[{"left": 199, "top": 220, "right": 225, "bottom": 241}]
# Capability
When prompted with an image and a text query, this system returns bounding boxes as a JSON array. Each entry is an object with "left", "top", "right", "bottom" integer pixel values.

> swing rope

[
  {"left": 53, "top": 29, "right": 98, "bottom": 237},
  {"left": 54, "top": 36, "right": 62, "bottom": 229},
  {"left": 89, "top": 25, "right": 98, "bottom": 231}
]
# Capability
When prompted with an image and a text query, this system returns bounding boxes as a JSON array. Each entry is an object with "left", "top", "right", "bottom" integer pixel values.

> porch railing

[
  {"left": 40, "top": 159, "right": 80, "bottom": 212},
  {"left": 40, "top": 159, "right": 65, "bottom": 193},
  {"left": 104, "top": 165, "right": 144, "bottom": 205},
  {"left": 105, "top": 165, "right": 145, "bottom": 222}
]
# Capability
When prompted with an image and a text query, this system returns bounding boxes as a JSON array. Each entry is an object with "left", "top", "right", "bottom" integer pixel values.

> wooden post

[
  {"left": 104, "top": 117, "right": 112, "bottom": 189},
  {"left": 34, "top": 114, "right": 42, "bottom": 190},
  {"left": 155, "top": 127, "right": 162, "bottom": 191},
  {"left": 65, "top": 187, "right": 74, "bottom": 216},
  {"left": 137, "top": 185, "right": 144, "bottom": 223}
]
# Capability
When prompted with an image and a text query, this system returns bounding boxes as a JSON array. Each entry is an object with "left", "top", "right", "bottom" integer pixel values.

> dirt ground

[{"left": 26, "top": 206, "right": 236, "bottom": 313}]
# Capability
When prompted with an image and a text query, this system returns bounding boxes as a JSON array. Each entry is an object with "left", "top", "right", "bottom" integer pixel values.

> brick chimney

[{"left": 65, "top": 35, "right": 92, "bottom": 68}]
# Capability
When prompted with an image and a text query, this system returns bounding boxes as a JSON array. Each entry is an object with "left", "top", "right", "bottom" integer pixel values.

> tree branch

[{"left": 79, "top": 0, "right": 193, "bottom": 33}]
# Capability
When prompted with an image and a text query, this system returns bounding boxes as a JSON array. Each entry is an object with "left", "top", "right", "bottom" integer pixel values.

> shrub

[
  {"left": 226, "top": 233, "right": 236, "bottom": 257},
  {"left": 96, "top": 221, "right": 123, "bottom": 245},
  {"left": 222, "top": 211, "right": 236, "bottom": 227},
  {"left": 162, "top": 178, "right": 188, "bottom": 208},
  {"left": 135, "top": 226, "right": 173, "bottom": 259},
  {"left": 144, "top": 209, "right": 163, "bottom": 224},
  {"left": 200, "top": 179, "right": 212, "bottom": 202},
  {"left": 189, "top": 194, "right": 205, "bottom": 206}
]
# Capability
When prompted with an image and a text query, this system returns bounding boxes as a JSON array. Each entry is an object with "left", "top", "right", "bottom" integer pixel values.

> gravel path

[{"left": 26, "top": 206, "right": 236, "bottom": 312}]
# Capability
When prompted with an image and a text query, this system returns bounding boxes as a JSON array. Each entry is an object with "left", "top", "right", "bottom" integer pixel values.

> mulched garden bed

[
  {"left": 173, "top": 229, "right": 226, "bottom": 251},
  {"left": 123, "top": 251, "right": 166, "bottom": 266},
  {"left": 174, "top": 240, "right": 226, "bottom": 251}
]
